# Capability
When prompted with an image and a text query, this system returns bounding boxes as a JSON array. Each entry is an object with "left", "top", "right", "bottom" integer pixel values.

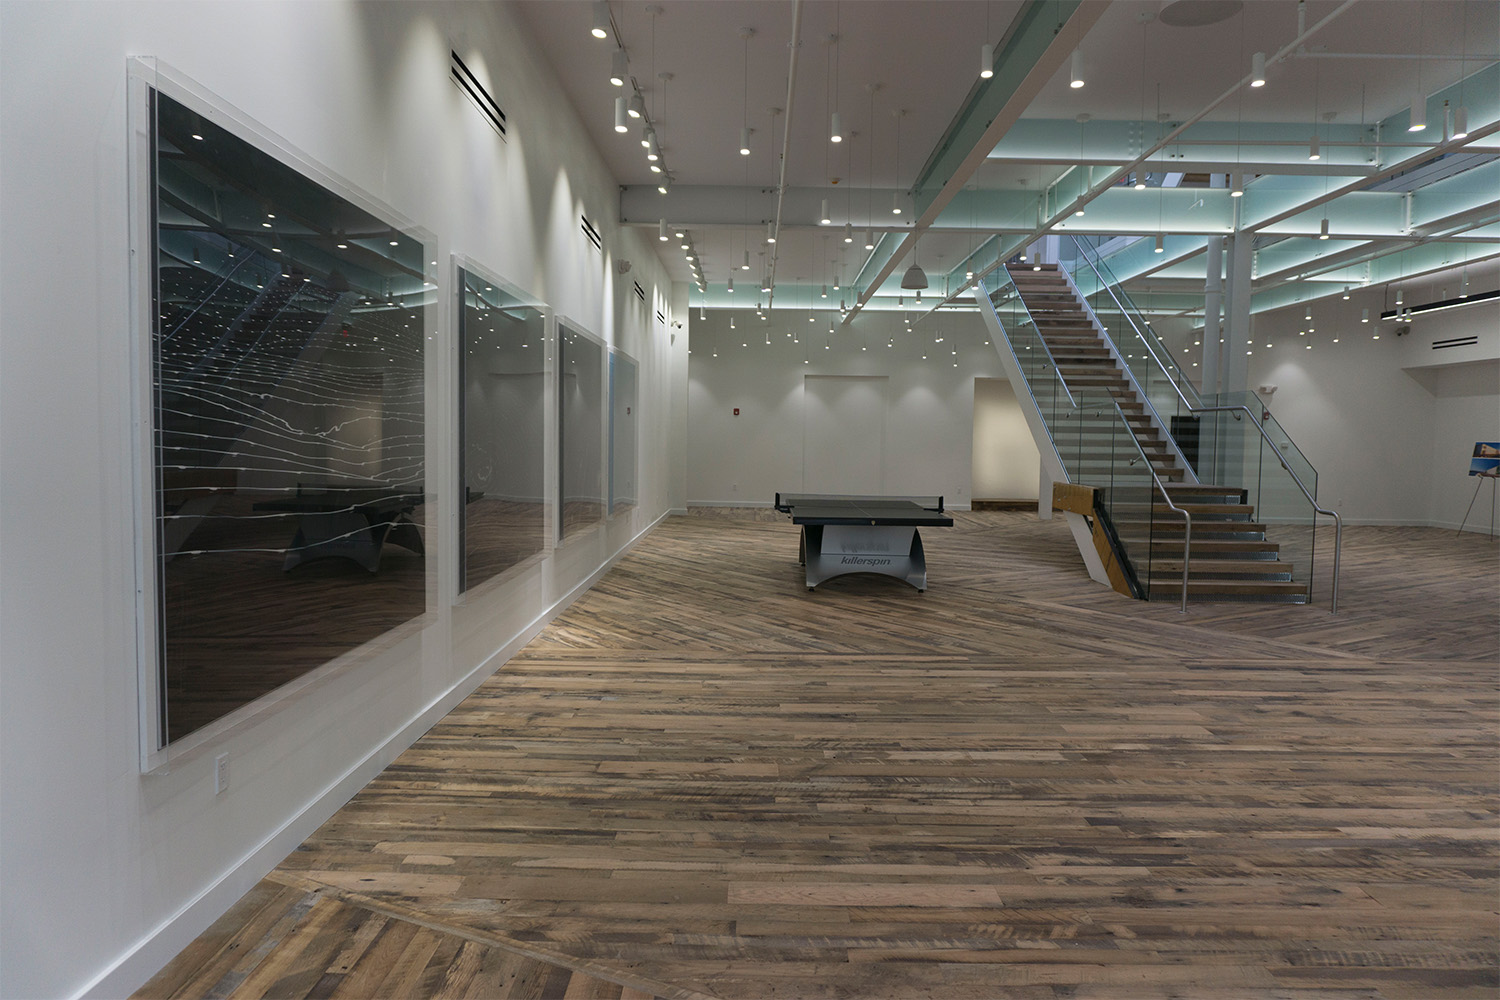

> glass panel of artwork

[
  {"left": 151, "top": 88, "right": 427, "bottom": 745},
  {"left": 557, "top": 324, "right": 604, "bottom": 540},
  {"left": 458, "top": 269, "right": 547, "bottom": 591},
  {"left": 609, "top": 350, "right": 638, "bottom": 514}
]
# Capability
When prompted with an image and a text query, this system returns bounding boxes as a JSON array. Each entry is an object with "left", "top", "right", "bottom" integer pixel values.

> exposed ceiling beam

[{"left": 843, "top": 0, "right": 1112, "bottom": 325}]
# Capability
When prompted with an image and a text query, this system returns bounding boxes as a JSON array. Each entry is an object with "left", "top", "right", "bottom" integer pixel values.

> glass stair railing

[
  {"left": 981, "top": 267, "right": 1195, "bottom": 611},
  {"left": 1049, "top": 236, "right": 1342, "bottom": 610}
]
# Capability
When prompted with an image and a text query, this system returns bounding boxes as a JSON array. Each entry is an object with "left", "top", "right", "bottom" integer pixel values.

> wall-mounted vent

[
  {"left": 581, "top": 215, "right": 602, "bottom": 252},
  {"left": 451, "top": 51, "right": 506, "bottom": 137},
  {"left": 633, "top": 281, "right": 646, "bottom": 303},
  {"left": 1433, "top": 335, "right": 1480, "bottom": 350},
  {"left": 656, "top": 309, "right": 666, "bottom": 325}
]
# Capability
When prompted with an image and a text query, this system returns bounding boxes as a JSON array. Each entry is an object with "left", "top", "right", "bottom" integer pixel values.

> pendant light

[
  {"left": 1318, "top": 217, "right": 1330, "bottom": 240},
  {"left": 820, "top": 199, "right": 831, "bottom": 225},
  {"left": 739, "top": 127, "right": 750, "bottom": 156},
  {"left": 1308, "top": 135, "right": 1321, "bottom": 161},
  {"left": 590, "top": 1, "right": 609, "bottom": 40},
  {"left": 900, "top": 262, "right": 928, "bottom": 290},
  {"left": 1453, "top": 106, "right": 1470, "bottom": 139},
  {"left": 742, "top": 250, "right": 751, "bottom": 271},
  {"left": 627, "top": 93, "right": 645, "bottom": 120},
  {"left": 864, "top": 230, "right": 874, "bottom": 250},
  {"left": 1069, "top": 49, "right": 1085, "bottom": 89},
  {"left": 1250, "top": 51, "right": 1266, "bottom": 88},
  {"left": 1408, "top": 91, "right": 1427, "bottom": 131},
  {"left": 843, "top": 222, "right": 853, "bottom": 244},
  {"left": 658, "top": 219, "right": 668, "bottom": 242},
  {"left": 1230, "top": 173, "right": 1243, "bottom": 197},
  {"left": 1154, "top": 234, "right": 1165, "bottom": 253},
  {"left": 614, "top": 96, "right": 628, "bottom": 133},
  {"left": 830, "top": 112, "right": 842, "bottom": 143},
  {"left": 980, "top": 43, "right": 994, "bottom": 80},
  {"left": 610, "top": 48, "right": 627, "bottom": 87},
  {"left": 765, "top": 221, "right": 776, "bottom": 244}
]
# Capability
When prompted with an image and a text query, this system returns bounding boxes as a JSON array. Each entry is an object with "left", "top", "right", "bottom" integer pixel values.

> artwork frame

[
  {"left": 127, "top": 59, "right": 436, "bottom": 770},
  {"left": 455, "top": 258, "right": 551, "bottom": 596}
]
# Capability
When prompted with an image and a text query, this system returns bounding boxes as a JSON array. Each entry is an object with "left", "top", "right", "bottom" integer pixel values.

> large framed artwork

[
  {"left": 130, "top": 64, "right": 431, "bottom": 762},
  {"left": 457, "top": 264, "right": 549, "bottom": 593},
  {"left": 609, "top": 349, "right": 638, "bottom": 515},
  {"left": 556, "top": 322, "right": 605, "bottom": 541}
]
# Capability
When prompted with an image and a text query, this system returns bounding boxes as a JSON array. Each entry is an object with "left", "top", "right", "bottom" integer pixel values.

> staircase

[{"left": 1004, "top": 263, "right": 1308, "bottom": 604}]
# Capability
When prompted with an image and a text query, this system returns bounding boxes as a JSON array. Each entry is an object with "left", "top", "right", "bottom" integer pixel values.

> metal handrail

[
  {"left": 1063, "top": 237, "right": 1342, "bottom": 613},
  {"left": 992, "top": 268, "right": 1077, "bottom": 408},
  {"left": 1109, "top": 395, "right": 1193, "bottom": 615}
]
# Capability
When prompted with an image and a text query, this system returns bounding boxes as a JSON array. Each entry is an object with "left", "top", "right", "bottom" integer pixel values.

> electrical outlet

[{"left": 215, "top": 753, "right": 230, "bottom": 795}]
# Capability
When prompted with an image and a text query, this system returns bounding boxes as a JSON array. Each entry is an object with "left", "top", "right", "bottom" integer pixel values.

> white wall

[
  {"left": 1246, "top": 286, "right": 1499, "bottom": 525},
  {"left": 0, "top": 4, "right": 687, "bottom": 997},
  {"left": 972, "top": 378, "right": 1042, "bottom": 501},
  {"left": 687, "top": 310, "right": 1007, "bottom": 507}
]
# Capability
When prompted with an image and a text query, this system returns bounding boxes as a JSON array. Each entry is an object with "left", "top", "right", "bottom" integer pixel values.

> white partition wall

[{"left": 0, "top": 4, "right": 687, "bottom": 997}]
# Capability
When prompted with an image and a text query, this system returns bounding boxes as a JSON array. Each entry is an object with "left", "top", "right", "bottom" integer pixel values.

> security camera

[{"left": 616, "top": 259, "right": 633, "bottom": 274}]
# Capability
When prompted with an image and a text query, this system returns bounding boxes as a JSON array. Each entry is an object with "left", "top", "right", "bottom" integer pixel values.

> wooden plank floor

[{"left": 138, "top": 511, "right": 1500, "bottom": 1000}]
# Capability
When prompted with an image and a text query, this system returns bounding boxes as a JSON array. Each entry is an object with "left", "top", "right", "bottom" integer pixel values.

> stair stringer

[{"left": 975, "top": 277, "right": 1109, "bottom": 590}]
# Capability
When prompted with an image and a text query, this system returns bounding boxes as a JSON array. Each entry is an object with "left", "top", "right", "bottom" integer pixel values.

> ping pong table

[{"left": 774, "top": 493, "right": 954, "bottom": 591}]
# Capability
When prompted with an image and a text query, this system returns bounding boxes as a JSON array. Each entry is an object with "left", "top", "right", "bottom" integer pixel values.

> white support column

[
  {"left": 1201, "top": 236, "right": 1223, "bottom": 397},
  {"left": 1223, "top": 231, "right": 1253, "bottom": 394}
]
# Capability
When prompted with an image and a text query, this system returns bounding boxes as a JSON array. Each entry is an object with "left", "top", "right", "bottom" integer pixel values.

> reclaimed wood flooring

[{"left": 138, "top": 510, "right": 1500, "bottom": 1000}]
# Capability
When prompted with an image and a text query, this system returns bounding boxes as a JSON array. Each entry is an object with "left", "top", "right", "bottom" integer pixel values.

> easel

[{"left": 1456, "top": 474, "right": 1498, "bottom": 539}]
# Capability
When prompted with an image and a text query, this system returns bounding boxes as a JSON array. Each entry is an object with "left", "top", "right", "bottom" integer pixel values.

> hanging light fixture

[
  {"left": 843, "top": 222, "right": 853, "bottom": 244},
  {"left": 820, "top": 199, "right": 832, "bottom": 225},
  {"left": 864, "top": 230, "right": 874, "bottom": 250},
  {"left": 1069, "top": 49, "right": 1085, "bottom": 89},
  {"left": 1453, "top": 106, "right": 1470, "bottom": 139},
  {"left": 742, "top": 250, "right": 751, "bottom": 271},
  {"left": 892, "top": 192, "right": 902, "bottom": 216},
  {"left": 627, "top": 93, "right": 645, "bottom": 119},
  {"left": 590, "top": 1, "right": 610, "bottom": 40},
  {"left": 1250, "top": 51, "right": 1266, "bottom": 87},
  {"left": 1308, "top": 135, "right": 1321, "bottom": 160},
  {"left": 610, "top": 48, "right": 627, "bottom": 86},
  {"left": 739, "top": 127, "right": 751, "bottom": 156},
  {"left": 821, "top": 284, "right": 828, "bottom": 299},
  {"left": 830, "top": 111, "right": 842, "bottom": 143},
  {"left": 1135, "top": 174, "right": 1147, "bottom": 191},
  {"left": 1408, "top": 91, "right": 1427, "bottom": 131},
  {"left": 980, "top": 43, "right": 994, "bottom": 80},
  {"left": 900, "top": 262, "right": 929, "bottom": 289},
  {"left": 657, "top": 174, "right": 670, "bottom": 195},
  {"left": 1231, "top": 173, "right": 1243, "bottom": 197},
  {"left": 658, "top": 219, "right": 668, "bottom": 242},
  {"left": 1361, "top": 308, "right": 1369, "bottom": 323},
  {"left": 614, "top": 96, "right": 628, "bottom": 133},
  {"left": 647, "top": 131, "right": 661, "bottom": 160},
  {"left": 766, "top": 221, "right": 776, "bottom": 244},
  {"left": 1154, "top": 234, "right": 1165, "bottom": 253},
  {"left": 1319, "top": 217, "right": 1330, "bottom": 240},
  {"left": 1460, "top": 272, "right": 1470, "bottom": 298}
]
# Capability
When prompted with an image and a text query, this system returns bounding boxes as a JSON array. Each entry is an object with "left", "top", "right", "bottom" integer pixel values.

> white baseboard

[{"left": 79, "top": 507, "right": 673, "bottom": 1000}]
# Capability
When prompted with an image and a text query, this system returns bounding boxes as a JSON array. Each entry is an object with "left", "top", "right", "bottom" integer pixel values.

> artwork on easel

[
  {"left": 1458, "top": 443, "right": 1499, "bottom": 539},
  {"left": 1469, "top": 442, "right": 1500, "bottom": 478}
]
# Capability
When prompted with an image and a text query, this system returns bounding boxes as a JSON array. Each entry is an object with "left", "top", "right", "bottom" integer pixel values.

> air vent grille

[
  {"left": 580, "top": 215, "right": 602, "bottom": 252},
  {"left": 1433, "top": 335, "right": 1480, "bottom": 350},
  {"left": 451, "top": 51, "right": 506, "bottom": 137},
  {"left": 633, "top": 281, "right": 646, "bottom": 302}
]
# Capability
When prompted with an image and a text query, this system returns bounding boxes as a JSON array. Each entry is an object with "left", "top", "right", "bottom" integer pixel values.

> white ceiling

[{"left": 514, "top": 1, "right": 1498, "bottom": 304}]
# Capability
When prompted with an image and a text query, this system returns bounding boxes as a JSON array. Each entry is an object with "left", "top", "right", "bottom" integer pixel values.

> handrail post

[
  {"left": 1178, "top": 509, "right": 1190, "bottom": 613},
  {"left": 1329, "top": 510, "right": 1342, "bottom": 614}
]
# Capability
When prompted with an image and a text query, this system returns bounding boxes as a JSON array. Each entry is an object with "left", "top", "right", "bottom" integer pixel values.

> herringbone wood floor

[{"left": 138, "top": 511, "right": 1499, "bottom": 1000}]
